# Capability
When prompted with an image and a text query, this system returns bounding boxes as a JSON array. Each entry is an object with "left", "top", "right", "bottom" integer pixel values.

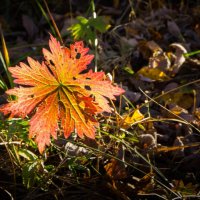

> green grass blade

[
  {"left": 184, "top": 50, "right": 200, "bottom": 57},
  {"left": 0, "top": 51, "right": 13, "bottom": 88},
  {"left": 0, "top": 78, "right": 7, "bottom": 90}
]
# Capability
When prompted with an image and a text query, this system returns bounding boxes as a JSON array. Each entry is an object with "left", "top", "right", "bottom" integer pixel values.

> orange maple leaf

[{"left": 0, "top": 35, "right": 124, "bottom": 153}]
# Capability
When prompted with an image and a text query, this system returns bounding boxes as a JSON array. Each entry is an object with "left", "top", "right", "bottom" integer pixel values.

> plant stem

[{"left": 91, "top": 0, "right": 98, "bottom": 72}]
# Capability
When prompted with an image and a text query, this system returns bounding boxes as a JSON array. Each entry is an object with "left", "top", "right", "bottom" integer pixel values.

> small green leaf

[
  {"left": 18, "top": 149, "right": 38, "bottom": 161},
  {"left": 77, "top": 16, "right": 88, "bottom": 24},
  {"left": 22, "top": 161, "right": 39, "bottom": 188},
  {"left": 88, "top": 16, "right": 109, "bottom": 33},
  {"left": 68, "top": 16, "right": 110, "bottom": 44},
  {"left": 123, "top": 65, "right": 134, "bottom": 75}
]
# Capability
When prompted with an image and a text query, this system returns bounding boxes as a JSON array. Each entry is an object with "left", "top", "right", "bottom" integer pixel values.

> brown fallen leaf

[
  {"left": 137, "top": 67, "right": 170, "bottom": 82},
  {"left": 104, "top": 158, "right": 127, "bottom": 180},
  {"left": 170, "top": 43, "right": 187, "bottom": 74}
]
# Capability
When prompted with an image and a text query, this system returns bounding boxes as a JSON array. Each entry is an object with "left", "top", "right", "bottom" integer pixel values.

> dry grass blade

[
  {"left": 0, "top": 25, "right": 10, "bottom": 67},
  {"left": 155, "top": 143, "right": 200, "bottom": 153},
  {"left": 42, "top": 0, "right": 63, "bottom": 44}
]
